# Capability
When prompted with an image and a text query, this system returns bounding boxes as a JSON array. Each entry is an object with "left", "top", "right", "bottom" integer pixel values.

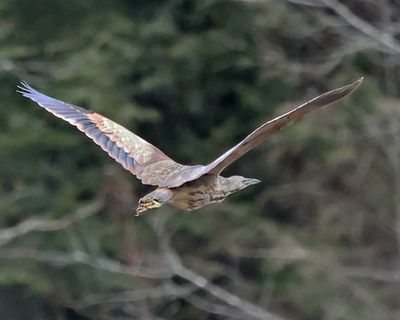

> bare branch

[
  {"left": 318, "top": 0, "right": 400, "bottom": 54},
  {"left": 0, "top": 248, "right": 172, "bottom": 279},
  {"left": 342, "top": 267, "right": 400, "bottom": 283},
  {"left": 75, "top": 283, "right": 196, "bottom": 308},
  {"left": 287, "top": 0, "right": 324, "bottom": 7},
  {"left": 0, "top": 200, "right": 104, "bottom": 245},
  {"left": 150, "top": 215, "right": 287, "bottom": 320}
]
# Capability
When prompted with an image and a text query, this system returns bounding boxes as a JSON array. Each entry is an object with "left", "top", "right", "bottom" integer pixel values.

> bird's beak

[{"left": 246, "top": 178, "right": 261, "bottom": 186}]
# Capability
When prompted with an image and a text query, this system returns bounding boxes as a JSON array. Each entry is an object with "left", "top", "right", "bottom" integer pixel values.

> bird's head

[
  {"left": 135, "top": 188, "right": 174, "bottom": 216},
  {"left": 223, "top": 175, "right": 261, "bottom": 192}
]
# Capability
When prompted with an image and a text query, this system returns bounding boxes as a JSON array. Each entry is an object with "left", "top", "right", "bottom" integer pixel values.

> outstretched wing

[
  {"left": 204, "top": 78, "right": 363, "bottom": 175},
  {"left": 17, "top": 82, "right": 205, "bottom": 188}
]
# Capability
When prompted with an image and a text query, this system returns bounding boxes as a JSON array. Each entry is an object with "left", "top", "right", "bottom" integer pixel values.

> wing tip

[
  {"left": 16, "top": 81, "right": 63, "bottom": 109},
  {"left": 318, "top": 76, "right": 364, "bottom": 106},
  {"left": 16, "top": 81, "right": 39, "bottom": 99},
  {"left": 341, "top": 76, "right": 364, "bottom": 95},
  {"left": 349, "top": 76, "right": 364, "bottom": 90}
]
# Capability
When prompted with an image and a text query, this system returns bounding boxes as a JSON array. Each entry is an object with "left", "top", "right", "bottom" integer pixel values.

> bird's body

[
  {"left": 141, "top": 175, "right": 260, "bottom": 213},
  {"left": 17, "top": 78, "right": 363, "bottom": 214},
  {"left": 170, "top": 175, "right": 230, "bottom": 211}
]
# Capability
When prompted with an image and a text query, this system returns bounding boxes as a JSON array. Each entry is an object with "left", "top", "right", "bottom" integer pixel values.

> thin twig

[
  {"left": 318, "top": 0, "right": 400, "bottom": 54},
  {"left": 0, "top": 248, "right": 172, "bottom": 279},
  {"left": 75, "top": 283, "right": 196, "bottom": 308},
  {"left": 0, "top": 200, "right": 104, "bottom": 245},
  {"left": 342, "top": 267, "right": 400, "bottom": 283}
]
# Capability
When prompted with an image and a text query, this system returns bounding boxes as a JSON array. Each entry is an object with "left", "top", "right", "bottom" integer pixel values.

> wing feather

[
  {"left": 205, "top": 78, "right": 364, "bottom": 174},
  {"left": 17, "top": 82, "right": 202, "bottom": 187}
]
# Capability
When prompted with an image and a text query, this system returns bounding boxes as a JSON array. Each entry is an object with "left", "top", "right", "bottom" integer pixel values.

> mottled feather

[{"left": 17, "top": 82, "right": 204, "bottom": 187}]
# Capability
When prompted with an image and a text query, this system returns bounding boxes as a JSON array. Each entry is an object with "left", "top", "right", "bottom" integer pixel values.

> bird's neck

[{"left": 216, "top": 176, "right": 241, "bottom": 195}]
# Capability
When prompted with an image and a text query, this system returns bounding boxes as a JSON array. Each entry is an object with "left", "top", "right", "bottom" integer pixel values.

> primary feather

[{"left": 17, "top": 82, "right": 205, "bottom": 187}]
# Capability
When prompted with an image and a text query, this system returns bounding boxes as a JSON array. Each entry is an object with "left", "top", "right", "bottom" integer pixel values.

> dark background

[{"left": 0, "top": 0, "right": 399, "bottom": 319}]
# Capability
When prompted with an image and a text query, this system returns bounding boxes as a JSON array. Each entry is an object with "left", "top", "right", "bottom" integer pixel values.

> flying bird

[{"left": 18, "top": 78, "right": 363, "bottom": 215}]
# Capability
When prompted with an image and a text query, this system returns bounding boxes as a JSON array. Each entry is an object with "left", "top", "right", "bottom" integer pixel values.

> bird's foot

[{"left": 134, "top": 198, "right": 161, "bottom": 216}]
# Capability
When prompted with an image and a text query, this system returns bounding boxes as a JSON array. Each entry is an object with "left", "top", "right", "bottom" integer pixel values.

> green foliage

[
  {"left": 0, "top": 0, "right": 398, "bottom": 319},
  {"left": 0, "top": 263, "right": 53, "bottom": 295}
]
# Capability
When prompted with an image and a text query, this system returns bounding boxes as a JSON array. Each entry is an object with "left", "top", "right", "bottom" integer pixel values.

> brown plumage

[{"left": 17, "top": 78, "right": 363, "bottom": 214}]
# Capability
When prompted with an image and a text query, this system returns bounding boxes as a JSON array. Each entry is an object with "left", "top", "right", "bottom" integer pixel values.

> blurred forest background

[{"left": 1, "top": 0, "right": 399, "bottom": 319}]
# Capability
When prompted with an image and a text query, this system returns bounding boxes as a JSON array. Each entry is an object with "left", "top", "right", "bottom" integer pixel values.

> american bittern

[{"left": 18, "top": 78, "right": 363, "bottom": 215}]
